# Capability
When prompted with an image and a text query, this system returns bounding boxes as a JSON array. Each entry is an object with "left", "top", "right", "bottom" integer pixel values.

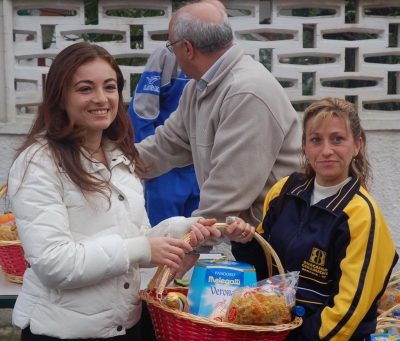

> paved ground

[
  {"left": 0, "top": 309, "right": 20, "bottom": 341},
  {"left": 0, "top": 325, "right": 20, "bottom": 341}
]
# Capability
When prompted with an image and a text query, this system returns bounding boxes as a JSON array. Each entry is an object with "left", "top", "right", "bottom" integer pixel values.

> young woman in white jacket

[{"left": 7, "top": 42, "right": 220, "bottom": 341}]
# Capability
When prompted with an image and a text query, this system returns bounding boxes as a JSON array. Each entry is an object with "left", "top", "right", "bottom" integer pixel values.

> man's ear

[{"left": 183, "top": 40, "right": 195, "bottom": 60}]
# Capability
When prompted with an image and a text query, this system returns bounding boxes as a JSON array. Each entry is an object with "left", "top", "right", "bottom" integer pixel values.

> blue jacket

[
  {"left": 128, "top": 46, "right": 190, "bottom": 143},
  {"left": 233, "top": 175, "right": 398, "bottom": 341}
]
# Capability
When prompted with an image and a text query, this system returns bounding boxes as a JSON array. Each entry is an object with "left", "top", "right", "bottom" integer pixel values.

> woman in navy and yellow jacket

[{"left": 231, "top": 98, "right": 398, "bottom": 341}]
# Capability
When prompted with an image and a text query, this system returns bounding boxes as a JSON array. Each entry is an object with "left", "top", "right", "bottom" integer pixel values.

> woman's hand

[
  {"left": 148, "top": 237, "right": 193, "bottom": 270},
  {"left": 224, "top": 217, "right": 255, "bottom": 243},
  {"left": 188, "top": 218, "right": 221, "bottom": 247},
  {"left": 161, "top": 218, "right": 221, "bottom": 285}
]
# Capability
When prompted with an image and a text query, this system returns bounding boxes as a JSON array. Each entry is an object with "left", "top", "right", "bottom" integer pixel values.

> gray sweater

[{"left": 137, "top": 44, "right": 301, "bottom": 228}]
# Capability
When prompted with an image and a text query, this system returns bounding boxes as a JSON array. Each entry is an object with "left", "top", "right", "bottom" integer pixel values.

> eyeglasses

[
  {"left": 166, "top": 39, "right": 184, "bottom": 53},
  {"left": 166, "top": 39, "right": 225, "bottom": 53}
]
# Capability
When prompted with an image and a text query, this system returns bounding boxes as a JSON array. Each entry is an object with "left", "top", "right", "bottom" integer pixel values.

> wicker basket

[
  {"left": 386, "top": 270, "right": 400, "bottom": 293},
  {"left": 0, "top": 181, "right": 28, "bottom": 284},
  {"left": 378, "top": 270, "right": 400, "bottom": 315},
  {"left": 375, "top": 303, "right": 400, "bottom": 335},
  {"left": 139, "top": 229, "right": 302, "bottom": 341}
]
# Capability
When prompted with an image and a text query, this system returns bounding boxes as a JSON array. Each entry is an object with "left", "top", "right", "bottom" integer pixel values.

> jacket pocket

[{"left": 48, "top": 279, "right": 117, "bottom": 315}]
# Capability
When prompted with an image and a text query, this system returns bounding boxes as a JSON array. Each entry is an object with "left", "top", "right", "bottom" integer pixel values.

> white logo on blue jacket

[
  {"left": 137, "top": 72, "right": 161, "bottom": 95},
  {"left": 146, "top": 76, "right": 160, "bottom": 85}
]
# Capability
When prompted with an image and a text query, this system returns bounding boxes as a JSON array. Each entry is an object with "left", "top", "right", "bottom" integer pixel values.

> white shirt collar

[
  {"left": 311, "top": 177, "right": 352, "bottom": 205},
  {"left": 196, "top": 45, "right": 235, "bottom": 92}
]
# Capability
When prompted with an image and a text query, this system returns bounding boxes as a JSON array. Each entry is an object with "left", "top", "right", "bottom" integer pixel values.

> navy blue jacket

[{"left": 233, "top": 175, "right": 398, "bottom": 340}]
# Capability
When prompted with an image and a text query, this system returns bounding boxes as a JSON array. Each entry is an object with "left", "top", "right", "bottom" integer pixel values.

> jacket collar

[
  {"left": 199, "top": 44, "right": 243, "bottom": 99},
  {"left": 82, "top": 139, "right": 134, "bottom": 174},
  {"left": 290, "top": 176, "right": 361, "bottom": 214}
]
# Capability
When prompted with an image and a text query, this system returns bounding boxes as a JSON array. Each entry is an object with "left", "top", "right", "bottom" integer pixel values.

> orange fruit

[{"left": 0, "top": 211, "right": 15, "bottom": 224}]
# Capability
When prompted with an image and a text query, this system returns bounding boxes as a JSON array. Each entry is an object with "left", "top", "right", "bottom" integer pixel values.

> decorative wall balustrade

[{"left": 1, "top": 0, "right": 400, "bottom": 131}]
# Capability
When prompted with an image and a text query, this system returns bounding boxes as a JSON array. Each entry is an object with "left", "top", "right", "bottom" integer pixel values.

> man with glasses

[
  {"left": 128, "top": 0, "right": 227, "bottom": 231},
  {"left": 136, "top": 1, "right": 301, "bottom": 264}
]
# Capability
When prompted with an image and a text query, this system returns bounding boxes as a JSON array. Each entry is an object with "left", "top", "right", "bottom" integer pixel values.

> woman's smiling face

[
  {"left": 304, "top": 115, "right": 361, "bottom": 187},
  {"left": 64, "top": 58, "right": 119, "bottom": 139}
]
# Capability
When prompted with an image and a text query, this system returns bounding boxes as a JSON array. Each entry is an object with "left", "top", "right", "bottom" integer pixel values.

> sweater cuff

[
  {"left": 150, "top": 216, "right": 200, "bottom": 239},
  {"left": 123, "top": 236, "right": 151, "bottom": 265},
  {"left": 169, "top": 216, "right": 201, "bottom": 239}
]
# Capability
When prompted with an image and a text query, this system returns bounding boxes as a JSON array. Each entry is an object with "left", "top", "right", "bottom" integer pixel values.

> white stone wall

[
  {"left": 368, "top": 130, "right": 400, "bottom": 260},
  {"left": 0, "top": 0, "right": 399, "bottom": 265}
]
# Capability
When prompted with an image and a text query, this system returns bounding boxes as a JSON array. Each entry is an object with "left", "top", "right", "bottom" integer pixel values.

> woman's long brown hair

[{"left": 15, "top": 42, "right": 148, "bottom": 198}]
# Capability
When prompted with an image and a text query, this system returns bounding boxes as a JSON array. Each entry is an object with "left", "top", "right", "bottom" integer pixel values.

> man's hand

[{"left": 165, "top": 253, "right": 200, "bottom": 286}]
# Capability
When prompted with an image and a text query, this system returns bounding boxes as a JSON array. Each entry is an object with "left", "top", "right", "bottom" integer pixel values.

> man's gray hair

[{"left": 171, "top": 8, "right": 233, "bottom": 54}]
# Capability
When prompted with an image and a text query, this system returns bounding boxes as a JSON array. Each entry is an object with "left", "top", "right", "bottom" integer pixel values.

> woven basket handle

[
  {"left": 376, "top": 318, "right": 400, "bottom": 330},
  {"left": 0, "top": 181, "right": 7, "bottom": 199},
  {"left": 377, "top": 303, "right": 400, "bottom": 330},
  {"left": 388, "top": 270, "right": 400, "bottom": 287},
  {"left": 378, "top": 303, "right": 400, "bottom": 318},
  {"left": 146, "top": 223, "right": 285, "bottom": 297},
  {"left": 252, "top": 232, "right": 285, "bottom": 275},
  {"left": 146, "top": 232, "right": 191, "bottom": 297}
]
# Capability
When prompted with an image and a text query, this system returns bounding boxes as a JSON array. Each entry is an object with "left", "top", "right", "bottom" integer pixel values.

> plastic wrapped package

[{"left": 226, "top": 271, "right": 299, "bottom": 325}]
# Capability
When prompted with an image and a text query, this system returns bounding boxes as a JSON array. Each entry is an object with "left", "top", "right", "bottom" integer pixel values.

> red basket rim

[{"left": 140, "top": 289, "right": 302, "bottom": 334}]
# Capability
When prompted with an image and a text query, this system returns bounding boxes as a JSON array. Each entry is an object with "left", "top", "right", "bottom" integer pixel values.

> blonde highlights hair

[{"left": 301, "top": 97, "right": 371, "bottom": 190}]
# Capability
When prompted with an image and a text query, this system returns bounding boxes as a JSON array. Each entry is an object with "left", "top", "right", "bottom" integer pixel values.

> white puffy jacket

[{"left": 8, "top": 139, "right": 199, "bottom": 339}]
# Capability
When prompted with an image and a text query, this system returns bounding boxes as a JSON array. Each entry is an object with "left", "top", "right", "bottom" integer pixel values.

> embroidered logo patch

[
  {"left": 309, "top": 248, "right": 326, "bottom": 266},
  {"left": 146, "top": 76, "right": 160, "bottom": 85},
  {"left": 136, "top": 72, "right": 161, "bottom": 95},
  {"left": 301, "top": 248, "right": 328, "bottom": 279}
]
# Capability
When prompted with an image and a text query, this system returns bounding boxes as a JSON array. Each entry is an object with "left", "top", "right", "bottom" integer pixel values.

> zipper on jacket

[
  {"left": 297, "top": 222, "right": 304, "bottom": 235},
  {"left": 284, "top": 213, "right": 310, "bottom": 267}
]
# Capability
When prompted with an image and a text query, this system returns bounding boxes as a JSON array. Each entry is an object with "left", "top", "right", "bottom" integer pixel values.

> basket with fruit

[{"left": 0, "top": 182, "right": 28, "bottom": 283}]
